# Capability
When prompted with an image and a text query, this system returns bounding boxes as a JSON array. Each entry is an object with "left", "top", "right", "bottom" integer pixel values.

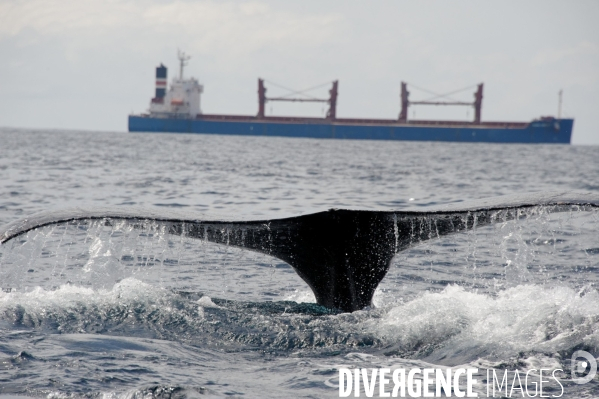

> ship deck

[{"left": 154, "top": 113, "right": 531, "bottom": 129}]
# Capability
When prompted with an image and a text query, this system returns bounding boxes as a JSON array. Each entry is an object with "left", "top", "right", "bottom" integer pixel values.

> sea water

[{"left": 0, "top": 128, "right": 598, "bottom": 398}]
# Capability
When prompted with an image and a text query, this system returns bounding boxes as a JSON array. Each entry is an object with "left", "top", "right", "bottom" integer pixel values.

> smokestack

[{"left": 155, "top": 64, "right": 167, "bottom": 100}]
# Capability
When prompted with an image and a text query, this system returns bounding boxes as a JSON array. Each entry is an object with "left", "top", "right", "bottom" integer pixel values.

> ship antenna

[
  {"left": 558, "top": 89, "right": 563, "bottom": 119},
  {"left": 177, "top": 49, "right": 191, "bottom": 80}
]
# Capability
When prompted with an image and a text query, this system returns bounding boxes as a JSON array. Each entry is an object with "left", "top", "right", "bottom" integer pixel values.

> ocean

[{"left": 0, "top": 128, "right": 598, "bottom": 398}]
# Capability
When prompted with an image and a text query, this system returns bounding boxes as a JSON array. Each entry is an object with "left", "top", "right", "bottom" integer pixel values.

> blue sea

[{"left": 0, "top": 128, "right": 598, "bottom": 398}]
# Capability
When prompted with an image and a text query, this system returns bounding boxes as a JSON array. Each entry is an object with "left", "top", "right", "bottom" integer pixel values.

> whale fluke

[{"left": 1, "top": 192, "right": 598, "bottom": 312}]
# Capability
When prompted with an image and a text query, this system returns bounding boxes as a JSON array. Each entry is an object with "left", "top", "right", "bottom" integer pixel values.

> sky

[{"left": 1, "top": 0, "right": 598, "bottom": 144}]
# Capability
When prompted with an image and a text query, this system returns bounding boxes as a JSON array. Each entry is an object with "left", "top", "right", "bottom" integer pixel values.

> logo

[
  {"left": 571, "top": 350, "right": 597, "bottom": 385},
  {"left": 336, "top": 364, "right": 598, "bottom": 397},
  {"left": 338, "top": 368, "right": 479, "bottom": 398}
]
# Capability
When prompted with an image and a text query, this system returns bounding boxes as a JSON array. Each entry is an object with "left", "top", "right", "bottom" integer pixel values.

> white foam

[
  {"left": 0, "top": 278, "right": 169, "bottom": 316},
  {"left": 197, "top": 295, "right": 219, "bottom": 308},
  {"left": 283, "top": 288, "right": 316, "bottom": 303},
  {"left": 370, "top": 284, "right": 599, "bottom": 359},
  {"left": 2, "top": 276, "right": 598, "bottom": 366}
]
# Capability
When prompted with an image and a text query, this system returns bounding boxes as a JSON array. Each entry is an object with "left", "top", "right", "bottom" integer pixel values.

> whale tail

[{"left": 1, "top": 192, "right": 598, "bottom": 312}]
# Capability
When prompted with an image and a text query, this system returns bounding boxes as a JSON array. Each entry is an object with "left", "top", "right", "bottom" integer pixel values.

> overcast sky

[{"left": 1, "top": 0, "right": 598, "bottom": 144}]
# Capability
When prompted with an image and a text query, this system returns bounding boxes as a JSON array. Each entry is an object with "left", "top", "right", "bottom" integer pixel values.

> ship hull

[{"left": 128, "top": 115, "right": 572, "bottom": 144}]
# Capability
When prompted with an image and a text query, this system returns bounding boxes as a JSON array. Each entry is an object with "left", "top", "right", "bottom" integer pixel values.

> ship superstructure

[
  {"left": 129, "top": 52, "right": 572, "bottom": 144},
  {"left": 148, "top": 51, "right": 203, "bottom": 118}
]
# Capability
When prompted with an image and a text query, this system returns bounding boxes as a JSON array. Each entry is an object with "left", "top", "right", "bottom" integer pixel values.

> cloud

[
  {"left": 0, "top": 0, "right": 344, "bottom": 56},
  {"left": 1, "top": 0, "right": 597, "bottom": 143},
  {"left": 1, "top": 0, "right": 136, "bottom": 36}
]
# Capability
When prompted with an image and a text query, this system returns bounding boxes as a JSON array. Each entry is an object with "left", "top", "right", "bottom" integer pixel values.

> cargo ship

[{"left": 128, "top": 52, "right": 572, "bottom": 144}]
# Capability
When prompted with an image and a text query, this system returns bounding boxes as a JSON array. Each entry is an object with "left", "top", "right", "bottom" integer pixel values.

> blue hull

[{"left": 128, "top": 116, "right": 572, "bottom": 144}]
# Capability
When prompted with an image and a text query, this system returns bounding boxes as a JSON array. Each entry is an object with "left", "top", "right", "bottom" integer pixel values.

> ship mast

[
  {"left": 558, "top": 89, "right": 563, "bottom": 119},
  {"left": 399, "top": 82, "right": 484, "bottom": 124},
  {"left": 178, "top": 49, "right": 191, "bottom": 80}
]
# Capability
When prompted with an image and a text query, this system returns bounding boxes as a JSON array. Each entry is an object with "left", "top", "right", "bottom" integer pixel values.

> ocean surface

[{"left": 0, "top": 128, "right": 598, "bottom": 398}]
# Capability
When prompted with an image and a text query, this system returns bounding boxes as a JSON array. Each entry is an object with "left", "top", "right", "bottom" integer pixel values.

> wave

[
  {"left": 371, "top": 284, "right": 599, "bottom": 363},
  {"left": 2, "top": 278, "right": 598, "bottom": 367}
]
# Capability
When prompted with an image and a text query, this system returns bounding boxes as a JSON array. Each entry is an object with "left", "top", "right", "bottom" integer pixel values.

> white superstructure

[{"left": 149, "top": 51, "right": 203, "bottom": 118}]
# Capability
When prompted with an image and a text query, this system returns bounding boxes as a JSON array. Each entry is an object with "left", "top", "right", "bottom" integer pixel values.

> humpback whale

[{"left": 1, "top": 192, "right": 598, "bottom": 312}]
